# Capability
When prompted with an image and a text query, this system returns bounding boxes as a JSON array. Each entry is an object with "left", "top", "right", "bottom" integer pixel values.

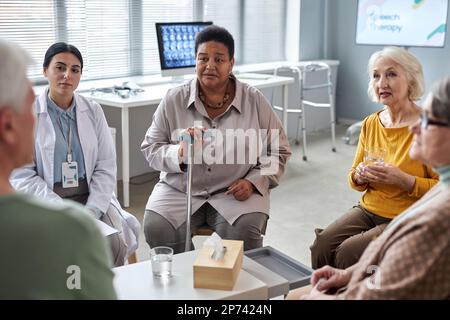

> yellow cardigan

[{"left": 348, "top": 111, "right": 439, "bottom": 219}]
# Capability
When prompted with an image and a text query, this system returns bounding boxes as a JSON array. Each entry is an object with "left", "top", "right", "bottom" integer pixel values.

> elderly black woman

[{"left": 141, "top": 25, "right": 291, "bottom": 253}]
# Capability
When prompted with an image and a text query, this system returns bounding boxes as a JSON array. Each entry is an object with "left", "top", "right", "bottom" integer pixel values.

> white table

[
  {"left": 113, "top": 250, "right": 270, "bottom": 300},
  {"left": 235, "top": 60, "right": 339, "bottom": 74},
  {"left": 79, "top": 73, "right": 294, "bottom": 207}
]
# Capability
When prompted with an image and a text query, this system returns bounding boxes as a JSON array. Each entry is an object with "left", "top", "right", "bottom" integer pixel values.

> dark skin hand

[
  {"left": 178, "top": 127, "right": 255, "bottom": 201},
  {"left": 225, "top": 179, "right": 255, "bottom": 201}
]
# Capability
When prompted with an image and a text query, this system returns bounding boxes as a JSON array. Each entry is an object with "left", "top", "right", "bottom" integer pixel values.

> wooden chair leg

[
  {"left": 192, "top": 227, "right": 214, "bottom": 236},
  {"left": 127, "top": 252, "right": 137, "bottom": 264}
]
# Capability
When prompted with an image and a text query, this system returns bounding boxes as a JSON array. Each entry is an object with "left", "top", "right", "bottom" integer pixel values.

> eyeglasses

[{"left": 420, "top": 112, "right": 450, "bottom": 129}]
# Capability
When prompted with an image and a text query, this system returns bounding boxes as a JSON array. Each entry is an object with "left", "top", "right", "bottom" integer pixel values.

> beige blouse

[{"left": 141, "top": 76, "right": 291, "bottom": 228}]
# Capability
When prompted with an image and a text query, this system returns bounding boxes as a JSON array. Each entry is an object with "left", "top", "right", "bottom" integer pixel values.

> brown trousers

[{"left": 310, "top": 204, "right": 391, "bottom": 269}]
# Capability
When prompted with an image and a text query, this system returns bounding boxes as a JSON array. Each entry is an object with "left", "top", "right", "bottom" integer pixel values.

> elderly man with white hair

[{"left": 0, "top": 39, "right": 116, "bottom": 299}]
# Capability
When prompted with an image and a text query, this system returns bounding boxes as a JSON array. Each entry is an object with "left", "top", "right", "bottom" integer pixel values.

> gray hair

[
  {"left": 430, "top": 76, "right": 450, "bottom": 124},
  {"left": 0, "top": 39, "right": 33, "bottom": 111},
  {"left": 367, "top": 46, "right": 425, "bottom": 102}
]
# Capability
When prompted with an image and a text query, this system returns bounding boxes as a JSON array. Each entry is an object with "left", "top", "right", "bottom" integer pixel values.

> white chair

[{"left": 273, "top": 63, "right": 336, "bottom": 161}]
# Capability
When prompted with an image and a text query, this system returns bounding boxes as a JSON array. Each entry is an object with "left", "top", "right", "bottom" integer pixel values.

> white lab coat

[{"left": 11, "top": 88, "right": 139, "bottom": 258}]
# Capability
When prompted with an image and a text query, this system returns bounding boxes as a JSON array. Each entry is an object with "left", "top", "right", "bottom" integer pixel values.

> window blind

[
  {"left": 65, "top": 0, "right": 130, "bottom": 80},
  {"left": 203, "top": 0, "right": 241, "bottom": 62},
  {"left": 0, "top": 0, "right": 56, "bottom": 81},
  {"left": 142, "top": 0, "right": 194, "bottom": 75},
  {"left": 0, "top": 0, "right": 287, "bottom": 82},
  {"left": 242, "top": 0, "right": 286, "bottom": 64},
  {"left": 203, "top": 0, "right": 286, "bottom": 64}
]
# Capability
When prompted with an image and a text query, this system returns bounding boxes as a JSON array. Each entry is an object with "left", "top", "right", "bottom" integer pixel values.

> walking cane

[{"left": 185, "top": 134, "right": 194, "bottom": 252}]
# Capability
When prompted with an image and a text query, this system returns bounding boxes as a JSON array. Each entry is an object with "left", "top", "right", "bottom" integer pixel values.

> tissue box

[{"left": 193, "top": 240, "right": 244, "bottom": 291}]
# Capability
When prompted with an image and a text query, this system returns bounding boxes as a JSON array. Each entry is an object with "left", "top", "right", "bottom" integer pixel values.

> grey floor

[{"left": 120, "top": 124, "right": 361, "bottom": 267}]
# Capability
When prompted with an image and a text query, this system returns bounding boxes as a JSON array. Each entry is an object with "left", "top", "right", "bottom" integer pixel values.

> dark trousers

[
  {"left": 310, "top": 204, "right": 391, "bottom": 269},
  {"left": 144, "top": 203, "right": 268, "bottom": 254}
]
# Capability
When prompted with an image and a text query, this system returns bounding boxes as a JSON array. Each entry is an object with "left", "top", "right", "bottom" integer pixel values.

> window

[
  {"left": 203, "top": 0, "right": 241, "bottom": 60},
  {"left": 241, "top": 0, "right": 286, "bottom": 64},
  {"left": 142, "top": 0, "right": 194, "bottom": 75},
  {"left": 65, "top": 0, "right": 130, "bottom": 80},
  {"left": 203, "top": 0, "right": 286, "bottom": 64},
  {"left": 0, "top": 1, "right": 55, "bottom": 81},
  {"left": 0, "top": 0, "right": 287, "bottom": 83}
]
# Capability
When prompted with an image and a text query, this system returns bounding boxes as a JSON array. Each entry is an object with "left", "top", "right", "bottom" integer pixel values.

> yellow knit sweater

[{"left": 348, "top": 111, "right": 439, "bottom": 219}]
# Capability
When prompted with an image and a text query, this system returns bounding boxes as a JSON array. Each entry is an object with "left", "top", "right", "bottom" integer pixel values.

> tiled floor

[{"left": 119, "top": 124, "right": 361, "bottom": 267}]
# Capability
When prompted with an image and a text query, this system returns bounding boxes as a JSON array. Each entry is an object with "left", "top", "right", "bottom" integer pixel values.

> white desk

[
  {"left": 113, "top": 250, "right": 269, "bottom": 300},
  {"left": 235, "top": 59, "right": 339, "bottom": 74},
  {"left": 79, "top": 73, "right": 294, "bottom": 207}
]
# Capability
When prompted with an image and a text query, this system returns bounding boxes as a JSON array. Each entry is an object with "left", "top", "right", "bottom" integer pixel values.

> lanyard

[
  {"left": 67, "top": 125, "right": 73, "bottom": 162},
  {"left": 57, "top": 115, "right": 73, "bottom": 163}
]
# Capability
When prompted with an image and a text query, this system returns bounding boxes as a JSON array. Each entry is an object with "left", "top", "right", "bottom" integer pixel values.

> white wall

[
  {"left": 328, "top": 0, "right": 450, "bottom": 121},
  {"left": 299, "top": 0, "right": 325, "bottom": 60},
  {"left": 298, "top": 0, "right": 450, "bottom": 122},
  {"left": 297, "top": 0, "right": 337, "bottom": 135},
  {"left": 103, "top": 105, "right": 157, "bottom": 180}
]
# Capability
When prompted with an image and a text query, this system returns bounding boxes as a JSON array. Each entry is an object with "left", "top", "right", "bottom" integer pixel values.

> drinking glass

[
  {"left": 364, "top": 146, "right": 386, "bottom": 165},
  {"left": 150, "top": 246, "right": 173, "bottom": 277}
]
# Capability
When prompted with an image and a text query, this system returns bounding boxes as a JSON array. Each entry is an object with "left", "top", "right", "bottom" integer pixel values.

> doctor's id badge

[{"left": 62, "top": 161, "right": 79, "bottom": 188}]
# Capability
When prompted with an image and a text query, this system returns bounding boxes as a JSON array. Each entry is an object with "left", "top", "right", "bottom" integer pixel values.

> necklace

[{"left": 199, "top": 88, "right": 231, "bottom": 109}]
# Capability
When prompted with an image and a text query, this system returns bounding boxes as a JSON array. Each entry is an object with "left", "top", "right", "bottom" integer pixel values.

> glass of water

[
  {"left": 150, "top": 246, "right": 173, "bottom": 277},
  {"left": 364, "top": 146, "right": 387, "bottom": 165}
]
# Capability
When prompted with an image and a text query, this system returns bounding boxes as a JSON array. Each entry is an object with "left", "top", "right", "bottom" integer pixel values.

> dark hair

[
  {"left": 195, "top": 25, "right": 234, "bottom": 59},
  {"left": 431, "top": 76, "right": 450, "bottom": 124},
  {"left": 43, "top": 42, "right": 83, "bottom": 71}
]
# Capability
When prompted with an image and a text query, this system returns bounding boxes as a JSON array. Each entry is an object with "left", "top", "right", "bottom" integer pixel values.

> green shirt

[{"left": 0, "top": 193, "right": 117, "bottom": 299}]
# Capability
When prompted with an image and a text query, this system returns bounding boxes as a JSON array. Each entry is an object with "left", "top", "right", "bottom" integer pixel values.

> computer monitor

[{"left": 156, "top": 21, "right": 213, "bottom": 78}]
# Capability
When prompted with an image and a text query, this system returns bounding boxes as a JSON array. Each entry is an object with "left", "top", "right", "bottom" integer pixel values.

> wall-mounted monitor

[
  {"left": 156, "top": 21, "right": 213, "bottom": 77},
  {"left": 356, "top": 0, "right": 448, "bottom": 47}
]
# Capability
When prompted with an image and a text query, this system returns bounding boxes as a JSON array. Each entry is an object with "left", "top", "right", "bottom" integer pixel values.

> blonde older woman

[
  {"left": 310, "top": 47, "right": 439, "bottom": 269},
  {"left": 297, "top": 76, "right": 450, "bottom": 300}
]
